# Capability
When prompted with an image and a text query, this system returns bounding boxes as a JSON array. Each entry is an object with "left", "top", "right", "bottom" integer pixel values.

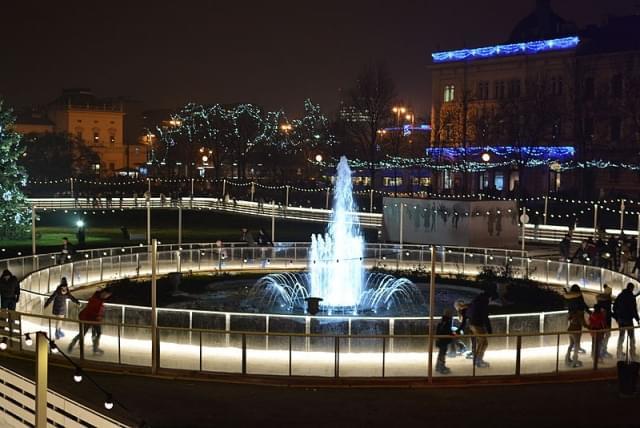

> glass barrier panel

[
  {"left": 557, "top": 331, "right": 592, "bottom": 374},
  {"left": 84, "top": 322, "right": 119, "bottom": 364},
  {"left": 290, "top": 334, "right": 334, "bottom": 377},
  {"left": 119, "top": 325, "right": 151, "bottom": 367},
  {"left": 472, "top": 334, "right": 516, "bottom": 377},
  {"left": 520, "top": 333, "right": 558, "bottom": 375},
  {"left": 246, "top": 333, "right": 289, "bottom": 376},
  {"left": 383, "top": 336, "right": 429, "bottom": 377},
  {"left": 201, "top": 331, "right": 242, "bottom": 373},
  {"left": 338, "top": 336, "right": 383, "bottom": 377},
  {"left": 159, "top": 328, "right": 199, "bottom": 371}
]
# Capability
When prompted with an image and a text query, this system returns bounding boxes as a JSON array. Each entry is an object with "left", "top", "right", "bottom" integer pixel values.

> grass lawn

[{"left": 0, "top": 209, "right": 378, "bottom": 256}]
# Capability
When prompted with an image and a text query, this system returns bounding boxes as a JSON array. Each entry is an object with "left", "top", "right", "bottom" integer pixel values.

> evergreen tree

[{"left": 0, "top": 100, "right": 29, "bottom": 239}]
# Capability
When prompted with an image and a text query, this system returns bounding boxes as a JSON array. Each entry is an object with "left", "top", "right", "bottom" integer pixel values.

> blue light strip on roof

[
  {"left": 426, "top": 146, "right": 575, "bottom": 161},
  {"left": 432, "top": 36, "right": 579, "bottom": 63}
]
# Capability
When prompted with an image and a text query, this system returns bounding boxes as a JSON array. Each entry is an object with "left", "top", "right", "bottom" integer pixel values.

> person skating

[
  {"left": 588, "top": 303, "right": 607, "bottom": 363},
  {"left": 596, "top": 284, "right": 613, "bottom": 358},
  {"left": 435, "top": 310, "right": 455, "bottom": 374},
  {"left": 0, "top": 269, "right": 20, "bottom": 310},
  {"left": 613, "top": 282, "right": 639, "bottom": 361},
  {"left": 68, "top": 287, "right": 113, "bottom": 355},
  {"left": 563, "top": 284, "right": 590, "bottom": 367},
  {"left": 60, "top": 237, "right": 75, "bottom": 264},
  {"left": 44, "top": 277, "right": 80, "bottom": 339},
  {"left": 467, "top": 287, "right": 497, "bottom": 368}
]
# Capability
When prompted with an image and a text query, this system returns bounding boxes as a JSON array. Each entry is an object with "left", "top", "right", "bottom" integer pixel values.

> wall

[{"left": 382, "top": 197, "right": 520, "bottom": 248}]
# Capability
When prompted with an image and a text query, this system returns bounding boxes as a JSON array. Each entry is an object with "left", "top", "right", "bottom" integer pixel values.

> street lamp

[
  {"left": 481, "top": 152, "right": 491, "bottom": 162},
  {"left": 315, "top": 154, "right": 323, "bottom": 163}
]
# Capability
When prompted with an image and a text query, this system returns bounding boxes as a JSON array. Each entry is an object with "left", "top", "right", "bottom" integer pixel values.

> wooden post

[{"left": 35, "top": 332, "right": 48, "bottom": 428}]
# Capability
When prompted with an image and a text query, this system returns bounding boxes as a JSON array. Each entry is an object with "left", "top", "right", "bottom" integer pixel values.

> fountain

[{"left": 249, "top": 156, "right": 423, "bottom": 315}]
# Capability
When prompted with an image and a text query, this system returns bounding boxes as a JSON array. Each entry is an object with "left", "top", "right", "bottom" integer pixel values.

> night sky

[{"left": 1, "top": 0, "right": 635, "bottom": 117}]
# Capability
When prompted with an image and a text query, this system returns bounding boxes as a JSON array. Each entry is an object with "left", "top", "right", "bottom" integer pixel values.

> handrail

[{"left": 6, "top": 240, "right": 640, "bottom": 381}]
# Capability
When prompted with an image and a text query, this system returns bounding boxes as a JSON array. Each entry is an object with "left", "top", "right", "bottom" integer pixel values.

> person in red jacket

[
  {"left": 589, "top": 303, "right": 607, "bottom": 362},
  {"left": 67, "top": 287, "right": 112, "bottom": 355}
]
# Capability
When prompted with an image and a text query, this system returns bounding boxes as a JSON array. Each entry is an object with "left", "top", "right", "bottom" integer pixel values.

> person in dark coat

[
  {"left": 0, "top": 269, "right": 20, "bottom": 310},
  {"left": 564, "top": 284, "right": 590, "bottom": 367},
  {"left": 60, "top": 237, "right": 75, "bottom": 264},
  {"left": 68, "top": 287, "right": 112, "bottom": 355},
  {"left": 613, "top": 282, "right": 639, "bottom": 360},
  {"left": 435, "top": 310, "right": 454, "bottom": 374},
  {"left": 596, "top": 284, "right": 613, "bottom": 358},
  {"left": 467, "top": 288, "right": 497, "bottom": 368},
  {"left": 44, "top": 277, "right": 80, "bottom": 339},
  {"left": 256, "top": 228, "right": 273, "bottom": 246}
]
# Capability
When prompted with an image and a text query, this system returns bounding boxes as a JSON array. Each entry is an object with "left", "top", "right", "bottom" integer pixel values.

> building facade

[
  {"left": 14, "top": 89, "right": 147, "bottom": 175},
  {"left": 429, "top": 0, "right": 640, "bottom": 199}
]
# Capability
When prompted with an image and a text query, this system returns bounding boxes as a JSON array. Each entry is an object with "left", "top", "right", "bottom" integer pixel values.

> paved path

[{"left": 0, "top": 356, "right": 637, "bottom": 428}]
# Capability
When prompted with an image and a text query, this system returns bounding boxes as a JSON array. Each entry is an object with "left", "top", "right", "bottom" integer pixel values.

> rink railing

[
  {"left": 5, "top": 310, "right": 638, "bottom": 379},
  {"left": 3, "top": 242, "right": 640, "bottom": 380},
  {"left": 26, "top": 196, "right": 640, "bottom": 241}
]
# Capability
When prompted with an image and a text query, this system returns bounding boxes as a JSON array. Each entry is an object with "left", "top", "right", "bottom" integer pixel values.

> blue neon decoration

[
  {"left": 426, "top": 146, "right": 575, "bottom": 162},
  {"left": 431, "top": 36, "right": 580, "bottom": 63},
  {"left": 382, "top": 124, "right": 432, "bottom": 133}
]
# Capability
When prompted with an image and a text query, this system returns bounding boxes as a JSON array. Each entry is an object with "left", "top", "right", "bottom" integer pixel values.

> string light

[
  {"left": 432, "top": 36, "right": 580, "bottom": 63},
  {"left": 73, "top": 368, "right": 83, "bottom": 383}
]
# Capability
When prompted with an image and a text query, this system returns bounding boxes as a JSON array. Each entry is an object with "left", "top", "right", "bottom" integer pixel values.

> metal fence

[{"left": 4, "top": 242, "right": 640, "bottom": 380}]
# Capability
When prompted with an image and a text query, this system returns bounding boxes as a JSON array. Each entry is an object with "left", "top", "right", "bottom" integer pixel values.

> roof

[
  {"left": 577, "top": 15, "right": 640, "bottom": 56},
  {"left": 14, "top": 109, "right": 54, "bottom": 126},
  {"left": 49, "top": 88, "right": 123, "bottom": 111},
  {"left": 508, "top": 0, "right": 577, "bottom": 43}
]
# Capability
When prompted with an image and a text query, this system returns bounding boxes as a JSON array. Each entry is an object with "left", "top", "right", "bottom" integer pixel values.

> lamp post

[
  {"left": 427, "top": 245, "right": 436, "bottom": 382},
  {"left": 391, "top": 106, "right": 407, "bottom": 197},
  {"left": 151, "top": 239, "right": 158, "bottom": 374},
  {"left": 31, "top": 205, "right": 37, "bottom": 260}
]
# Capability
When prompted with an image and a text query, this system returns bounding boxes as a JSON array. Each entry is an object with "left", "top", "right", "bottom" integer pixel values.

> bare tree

[{"left": 346, "top": 63, "right": 396, "bottom": 185}]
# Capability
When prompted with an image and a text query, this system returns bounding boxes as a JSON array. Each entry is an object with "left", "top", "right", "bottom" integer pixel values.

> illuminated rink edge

[
  {"left": 11, "top": 243, "right": 640, "bottom": 379},
  {"left": 18, "top": 317, "right": 626, "bottom": 378}
]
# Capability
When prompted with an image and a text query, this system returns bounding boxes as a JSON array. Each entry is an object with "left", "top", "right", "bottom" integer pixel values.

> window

[
  {"left": 612, "top": 75, "right": 623, "bottom": 98},
  {"left": 479, "top": 172, "right": 490, "bottom": 190},
  {"left": 109, "top": 162, "right": 115, "bottom": 170},
  {"left": 352, "top": 176, "right": 371, "bottom": 186},
  {"left": 110, "top": 135, "right": 116, "bottom": 144},
  {"left": 91, "top": 164, "right": 100, "bottom": 174},
  {"left": 383, "top": 177, "right": 403, "bottom": 187},
  {"left": 611, "top": 116, "right": 621, "bottom": 141},
  {"left": 584, "top": 77, "right": 594, "bottom": 100},
  {"left": 494, "top": 81, "right": 505, "bottom": 99},
  {"left": 477, "top": 81, "right": 489, "bottom": 100},
  {"left": 443, "top": 124, "right": 454, "bottom": 143},
  {"left": 75, "top": 127, "right": 83, "bottom": 140},
  {"left": 412, "top": 177, "right": 431, "bottom": 187},
  {"left": 443, "top": 170, "right": 452, "bottom": 190},
  {"left": 509, "top": 171, "right": 519, "bottom": 191},
  {"left": 494, "top": 172, "right": 504, "bottom": 191},
  {"left": 551, "top": 171, "right": 561, "bottom": 192},
  {"left": 444, "top": 85, "right": 455, "bottom": 103},
  {"left": 508, "top": 79, "right": 521, "bottom": 98},
  {"left": 551, "top": 76, "right": 563, "bottom": 96}
]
